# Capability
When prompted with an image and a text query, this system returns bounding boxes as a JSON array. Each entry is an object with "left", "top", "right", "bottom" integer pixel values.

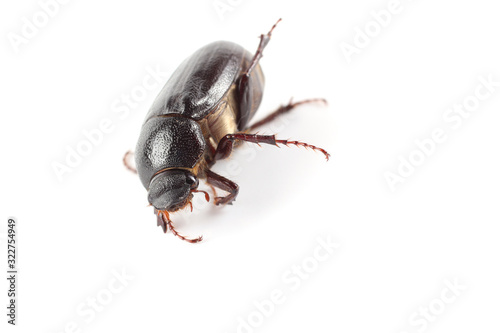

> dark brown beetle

[{"left": 124, "top": 19, "right": 330, "bottom": 242}]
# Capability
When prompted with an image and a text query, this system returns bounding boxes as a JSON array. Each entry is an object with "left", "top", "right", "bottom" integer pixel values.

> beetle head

[{"left": 148, "top": 169, "right": 199, "bottom": 212}]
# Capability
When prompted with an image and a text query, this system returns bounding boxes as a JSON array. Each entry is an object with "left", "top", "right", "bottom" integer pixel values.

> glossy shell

[
  {"left": 136, "top": 40, "right": 265, "bottom": 189},
  {"left": 145, "top": 41, "right": 250, "bottom": 121}
]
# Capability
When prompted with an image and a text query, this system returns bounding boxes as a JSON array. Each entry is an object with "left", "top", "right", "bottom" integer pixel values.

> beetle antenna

[
  {"left": 159, "top": 211, "right": 203, "bottom": 243},
  {"left": 207, "top": 183, "right": 218, "bottom": 202},
  {"left": 192, "top": 189, "right": 210, "bottom": 202}
]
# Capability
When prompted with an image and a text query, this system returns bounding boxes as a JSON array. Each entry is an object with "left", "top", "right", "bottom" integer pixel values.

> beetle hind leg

[
  {"left": 237, "top": 19, "right": 281, "bottom": 129},
  {"left": 243, "top": 18, "right": 281, "bottom": 78}
]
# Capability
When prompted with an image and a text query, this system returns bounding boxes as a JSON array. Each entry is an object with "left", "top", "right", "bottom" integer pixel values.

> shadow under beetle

[{"left": 124, "top": 19, "right": 330, "bottom": 243}]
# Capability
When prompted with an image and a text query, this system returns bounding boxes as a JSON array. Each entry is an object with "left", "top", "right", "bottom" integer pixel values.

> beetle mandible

[{"left": 124, "top": 19, "right": 330, "bottom": 243}]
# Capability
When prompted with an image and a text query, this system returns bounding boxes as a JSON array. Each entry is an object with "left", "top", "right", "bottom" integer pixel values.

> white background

[{"left": 1, "top": 0, "right": 499, "bottom": 332}]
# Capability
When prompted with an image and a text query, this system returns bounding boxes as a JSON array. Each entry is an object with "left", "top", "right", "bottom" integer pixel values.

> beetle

[{"left": 124, "top": 19, "right": 330, "bottom": 242}]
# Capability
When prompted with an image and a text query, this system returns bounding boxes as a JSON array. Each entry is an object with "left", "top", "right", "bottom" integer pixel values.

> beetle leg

[
  {"left": 214, "top": 133, "right": 330, "bottom": 161},
  {"left": 275, "top": 139, "right": 330, "bottom": 160},
  {"left": 247, "top": 98, "right": 327, "bottom": 132},
  {"left": 243, "top": 18, "right": 281, "bottom": 78},
  {"left": 123, "top": 151, "right": 137, "bottom": 174},
  {"left": 206, "top": 169, "right": 239, "bottom": 206},
  {"left": 237, "top": 19, "right": 280, "bottom": 129}
]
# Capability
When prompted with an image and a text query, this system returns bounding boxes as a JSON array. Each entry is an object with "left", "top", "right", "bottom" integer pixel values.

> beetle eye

[{"left": 186, "top": 174, "right": 198, "bottom": 189}]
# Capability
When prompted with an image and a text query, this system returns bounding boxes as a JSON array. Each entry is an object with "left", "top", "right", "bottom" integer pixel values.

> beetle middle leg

[
  {"left": 247, "top": 98, "right": 327, "bottom": 132},
  {"left": 214, "top": 133, "right": 330, "bottom": 161}
]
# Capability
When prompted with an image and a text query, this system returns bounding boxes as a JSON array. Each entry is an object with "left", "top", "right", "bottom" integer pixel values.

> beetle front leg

[
  {"left": 123, "top": 151, "right": 137, "bottom": 173},
  {"left": 206, "top": 169, "right": 239, "bottom": 206}
]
